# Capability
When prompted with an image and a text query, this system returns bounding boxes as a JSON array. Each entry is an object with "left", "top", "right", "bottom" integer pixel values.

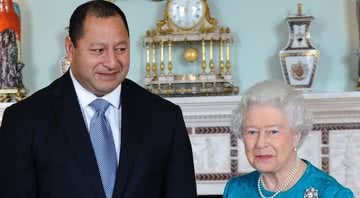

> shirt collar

[{"left": 69, "top": 68, "right": 121, "bottom": 109}]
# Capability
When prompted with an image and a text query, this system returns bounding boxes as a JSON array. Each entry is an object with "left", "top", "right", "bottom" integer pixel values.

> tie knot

[{"left": 90, "top": 99, "right": 111, "bottom": 114}]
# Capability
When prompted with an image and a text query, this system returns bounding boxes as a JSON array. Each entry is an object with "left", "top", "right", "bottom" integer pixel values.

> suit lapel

[
  {"left": 51, "top": 72, "right": 105, "bottom": 198},
  {"left": 113, "top": 79, "right": 144, "bottom": 198}
]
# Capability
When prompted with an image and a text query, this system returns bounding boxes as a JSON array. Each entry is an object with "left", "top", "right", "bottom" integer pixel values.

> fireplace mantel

[
  {"left": 0, "top": 92, "right": 359, "bottom": 196},
  {"left": 168, "top": 92, "right": 360, "bottom": 126}
]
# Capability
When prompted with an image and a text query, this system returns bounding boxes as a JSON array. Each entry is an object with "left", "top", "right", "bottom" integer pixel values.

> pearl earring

[{"left": 294, "top": 147, "right": 297, "bottom": 152}]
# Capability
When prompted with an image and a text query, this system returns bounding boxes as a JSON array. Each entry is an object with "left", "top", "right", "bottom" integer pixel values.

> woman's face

[{"left": 242, "top": 104, "right": 299, "bottom": 174}]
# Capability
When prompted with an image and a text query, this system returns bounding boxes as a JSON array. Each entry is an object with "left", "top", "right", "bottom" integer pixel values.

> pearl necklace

[{"left": 257, "top": 158, "right": 300, "bottom": 198}]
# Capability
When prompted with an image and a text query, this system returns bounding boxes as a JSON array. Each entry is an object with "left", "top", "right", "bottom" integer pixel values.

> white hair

[{"left": 230, "top": 80, "right": 313, "bottom": 147}]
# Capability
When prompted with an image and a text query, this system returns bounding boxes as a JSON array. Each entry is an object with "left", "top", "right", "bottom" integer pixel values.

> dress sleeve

[
  {"left": 321, "top": 182, "right": 355, "bottom": 198},
  {"left": 223, "top": 178, "right": 235, "bottom": 198},
  {"left": 333, "top": 187, "right": 355, "bottom": 198}
]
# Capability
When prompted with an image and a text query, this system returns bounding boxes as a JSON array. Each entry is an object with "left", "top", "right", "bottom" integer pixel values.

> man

[{"left": 0, "top": 1, "right": 197, "bottom": 198}]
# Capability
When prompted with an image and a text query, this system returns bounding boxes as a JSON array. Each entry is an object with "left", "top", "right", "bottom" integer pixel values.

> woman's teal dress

[{"left": 223, "top": 160, "right": 354, "bottom": 198}]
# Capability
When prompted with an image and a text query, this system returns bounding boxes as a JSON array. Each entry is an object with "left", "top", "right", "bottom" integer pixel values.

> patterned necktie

[{"left": 89, "top": 99, "right": 117, "bottom": 198}]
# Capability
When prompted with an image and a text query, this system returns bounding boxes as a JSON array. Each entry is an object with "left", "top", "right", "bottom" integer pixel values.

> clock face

[{"left": 168, "top": 0, "right": 205, "bottom": 29}]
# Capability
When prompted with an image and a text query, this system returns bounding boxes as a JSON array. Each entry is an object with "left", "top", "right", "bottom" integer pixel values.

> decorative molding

[
  {"left": 196, "top": 173, "right": 232, "bottom": 181},
  {"left": 195, "top": 127, "right": 230, "bottom": 134},
  {"left": 167, "top": 92, "right": 360, "bottom": 126}
]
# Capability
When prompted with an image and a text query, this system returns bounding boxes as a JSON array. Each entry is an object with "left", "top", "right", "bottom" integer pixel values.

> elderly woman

[{"left": 223, "top": 80, "right": 354, "bottom": 198}]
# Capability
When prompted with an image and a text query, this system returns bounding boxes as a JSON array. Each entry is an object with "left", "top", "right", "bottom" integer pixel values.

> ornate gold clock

[
  {"left": 158, "top": 0, "right": 217, "bottom": 34},
  {"left": 144, "top": 1, "right": 239, "bottom": 97}
]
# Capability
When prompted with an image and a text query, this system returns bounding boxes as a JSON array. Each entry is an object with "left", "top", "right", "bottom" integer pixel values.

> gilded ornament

[{"left": 183, "top": 47, "right": 199, "bottom": 62}]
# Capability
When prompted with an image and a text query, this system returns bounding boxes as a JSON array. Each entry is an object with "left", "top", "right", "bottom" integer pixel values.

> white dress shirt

[{"left": 69, "top": 69, "right": 121, "bottom": 164}]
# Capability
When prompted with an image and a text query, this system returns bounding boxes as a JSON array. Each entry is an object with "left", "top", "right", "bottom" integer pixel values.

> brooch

[{"left": 304, "top": 187, "right": 319, "bottom": 198}]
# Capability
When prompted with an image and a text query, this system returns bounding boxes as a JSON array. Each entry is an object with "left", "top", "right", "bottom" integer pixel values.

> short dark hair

[{"left": 68, "top": 0, "right": 129, "bottom": 47}]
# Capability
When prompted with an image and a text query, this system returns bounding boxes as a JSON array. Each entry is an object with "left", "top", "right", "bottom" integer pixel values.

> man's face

[{"left": 66, "top": 15, "right": 130, "bottom": 96}]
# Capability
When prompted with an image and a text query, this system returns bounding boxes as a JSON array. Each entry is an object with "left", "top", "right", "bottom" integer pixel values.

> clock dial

[{"left": 168, "top": 0, "right": 205, "bottom": 29}]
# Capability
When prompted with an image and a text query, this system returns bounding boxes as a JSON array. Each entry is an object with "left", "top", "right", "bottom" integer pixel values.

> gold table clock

[
  {"left": 167, "top": 0, "right": 205, "bottom": 30},
  {"left": 144, "top": 0, "right": 239, "bottom": 97},
  {"left": 158, "top": 0, "right": 216, "bottom": 34}
]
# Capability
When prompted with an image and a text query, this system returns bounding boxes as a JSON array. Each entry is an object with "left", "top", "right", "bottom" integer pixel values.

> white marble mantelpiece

[
  {"left": 1, "top": 92, "right": 360, "bottom": 196},
  {"left": 167, "top": 92, "right": 360, "bottom": 196},
  {"left": 168, "top": 92, "right": 360, "bottom": 127}
]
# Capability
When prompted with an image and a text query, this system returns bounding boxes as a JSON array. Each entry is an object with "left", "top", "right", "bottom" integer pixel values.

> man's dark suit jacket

[{"left": 0, "top": 72, "right": 197, "bottom": 198}]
